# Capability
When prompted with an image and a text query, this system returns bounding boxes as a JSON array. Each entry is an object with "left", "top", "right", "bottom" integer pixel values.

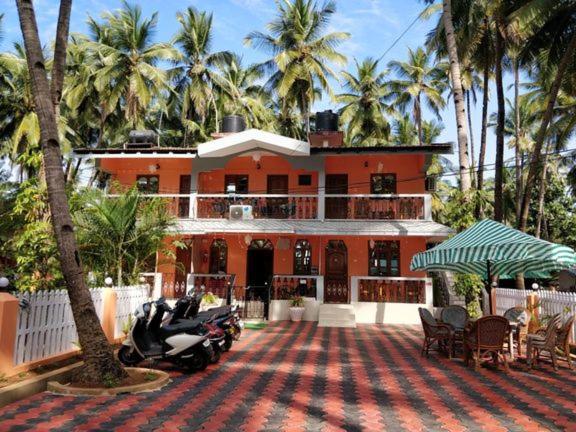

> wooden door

[
  {"left": 325, "top": 174, "right": 348, "bottom": 219},
  {"left": 178, "top": 175, "right": 191, "bottom": 217},
  {"left": 325, "top": 240, "right": 348, "bottom": 303},
  {"left": 267, "top": 175, "right": 289, "bottom": 218},
  {"left": 174, "top": 245, "right": 192, "bottom": 297}
]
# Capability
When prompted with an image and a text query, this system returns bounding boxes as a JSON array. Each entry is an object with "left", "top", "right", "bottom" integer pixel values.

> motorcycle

[
  {"left": 118, "top": 297, "right": 214, "bottom": 372},
  {"left": 170, "top": 290, "right": 243, "bottom": 352}
]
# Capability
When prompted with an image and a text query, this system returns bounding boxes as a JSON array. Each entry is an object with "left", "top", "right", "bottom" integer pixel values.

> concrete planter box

[{"left": 269, "top": 298, "right": 319, "bottom": 321}]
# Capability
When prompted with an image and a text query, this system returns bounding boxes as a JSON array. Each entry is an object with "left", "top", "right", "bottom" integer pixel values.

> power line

[{"left": 377, "top": 10, "right": 426, "bottom": 62}]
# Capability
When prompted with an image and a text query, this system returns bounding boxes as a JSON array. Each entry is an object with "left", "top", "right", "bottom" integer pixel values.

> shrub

[
  {"left": 290, "top": 296, "right": 304, "bottom": 307},
  {"left": 452, "top": 273, "right": 483, "bottom": 319}
]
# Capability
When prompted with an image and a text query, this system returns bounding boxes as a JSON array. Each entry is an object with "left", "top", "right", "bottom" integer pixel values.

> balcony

[
  {"left": 111, "top": 193, "right": 431, "bottom": 221},
  {"left": 196, "top": 194, "right": 318, "bottom": 219},
  {"left": 351, "top": 276, "right": 428, "bottom": 304}
]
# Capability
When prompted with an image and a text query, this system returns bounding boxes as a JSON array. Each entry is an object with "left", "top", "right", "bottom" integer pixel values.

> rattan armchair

[
  {"left": 534, "top": 314, "right": 574, "bottom": 370},
  {"left": 464, "top": 315, "right": 510, "bottom": 371},
  {"left": 419, "top": 307, "right": 453, "bottom": 359},
  {"left": 441, "top": 305, "right": 469, "bottom": 353},
  {"left": 527, "top": 314, "right": 562, "bottom": 370},
  {"left": 503, "top": 307, "right": 531, "bottom": 356}
]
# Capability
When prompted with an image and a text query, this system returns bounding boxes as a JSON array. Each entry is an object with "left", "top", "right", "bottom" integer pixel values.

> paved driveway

[{"left": 1, "top": 322, "right": 575, "bottom": 431}]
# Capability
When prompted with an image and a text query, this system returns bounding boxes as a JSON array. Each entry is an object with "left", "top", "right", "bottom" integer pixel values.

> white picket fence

[
  {"left": 494, "top": 288, "right": 576, "bottom": 344},
  {"left": 493, "top": 288, "right": 528, "bottom": 316},
  {"left": 13, "top": 286, "right": 147, "bottom": 366},
  {"left": 114, "top": 286, "right": 148, "bottom": 338}
]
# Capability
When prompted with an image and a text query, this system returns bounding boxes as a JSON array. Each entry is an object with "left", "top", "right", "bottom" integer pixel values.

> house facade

[{"left": 76, "top": 121, "right": 453, "bottom": 325}]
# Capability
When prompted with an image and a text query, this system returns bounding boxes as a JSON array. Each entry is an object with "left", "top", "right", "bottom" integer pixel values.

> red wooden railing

[{"left": 358, "top": 278, "right": 426, "bottom": 303}]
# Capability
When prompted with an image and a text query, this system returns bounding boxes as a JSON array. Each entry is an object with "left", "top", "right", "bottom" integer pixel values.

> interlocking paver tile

[{"left": 1, "top": 323, "right": 575, "bottom": 431}]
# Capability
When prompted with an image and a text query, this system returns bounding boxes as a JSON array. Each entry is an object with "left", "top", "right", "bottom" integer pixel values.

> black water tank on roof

[
  {"left": 315, "top": 110, "right": 339, "bottom": 132},
  {"left": 222, "top": 115, "right": 246, "bottom": 133}
]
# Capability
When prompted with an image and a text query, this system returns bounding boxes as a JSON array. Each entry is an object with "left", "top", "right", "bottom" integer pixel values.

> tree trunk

[
  {"left": 15, "top": 0, "right": 125, "bottom": 384},
  {"left": 50, "top": 0, "right": 71, "bottom": 117},
  {"left": 493, "top": 28, "right": 505, "bottom": 222},
  {"left": 415, "top": 94, "right": 423, "bottom": 146},
  {"left": 535, "top": 141, "right": 551, "bottom": 238},
  {"left": 475, "top": 59, "right": 490, "bottom": 219},
  {"left": 466, "top": 90, "right": 476, "bottom": 187},
  {"left": 442, "top": 0, "right": 471, "bottom": 191},
  {"left": 513, "top": 59, "right": 522, "bottom": 222},
  {"left": 519, "top": 32, "right": 576, "bottom": 232}
]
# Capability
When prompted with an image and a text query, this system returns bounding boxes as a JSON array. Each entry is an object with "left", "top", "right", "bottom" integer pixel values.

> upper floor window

[
  {"left": 371, "top": 173, "right": 396, "bottom": 194},
  {"left": 136, "top": 175, "right": 159, "bottom": 194},
  {"left": 369, "top": 240, "right": 400, "bottom": 276},
  {"left": 209, "top": 239, "right": 228, "bottom": 274},
  {"left": 294, "top": 239, "right": 312, "bottom": 275},
  {"left": 224, "top": 174, "right": 249, "bottom": 194}
]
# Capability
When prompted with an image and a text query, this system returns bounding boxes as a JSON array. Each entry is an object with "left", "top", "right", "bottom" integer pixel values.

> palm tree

[
  {"left": 245, "top": 0, "right": 349, "bottom": 132},
  {"left": 87, "top": 1, "right": 179, "bottom": 130},
  {"left": 75, "top": 188, "right": 176, "bottom": 285},
  {"left": 336, "top": 58, "right": 393, "bottom": 146},
  {"left": 171, "top": 6, "right": 232, "bottom": 141},
  {"left": 513, "top": 0, "right": 576, "bottom": 232},
  {"left": 423, "top": 0, "right": 472, "bottom": 191},
  {"left": 387, "top": 47, "right": 447, "bottom": 146},
  {"left": 214, "top": 55, "right": 275, "bottom": 130},
  {"left": 15, "top": 0, "right": 126, "bottom": 384}
]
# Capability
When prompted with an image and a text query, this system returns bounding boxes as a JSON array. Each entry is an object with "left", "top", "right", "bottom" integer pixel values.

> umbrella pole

[{"left": 486, "top": 260, "right": 493, "bottom": 313}]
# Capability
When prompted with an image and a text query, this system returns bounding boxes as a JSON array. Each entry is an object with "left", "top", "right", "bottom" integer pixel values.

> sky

[{"left": 1, "top": 0, "right": 574, "bottom": 175}]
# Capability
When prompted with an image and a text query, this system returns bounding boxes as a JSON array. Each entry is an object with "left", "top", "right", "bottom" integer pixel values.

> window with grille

[
  {"left": 209, "top": 239, "right": 228, "bottom": 274},
  {"left": 368, "top": 240, "right": 400, "bottom": 276},
  {"left": 294, "top": 240, "right": 312, "bottom": 275},
  {"left": 370, "top": 173, "right": 396, "bottom": 194},
  {"left": 136, "top": 175, "right": 159, "bottom": 194}
]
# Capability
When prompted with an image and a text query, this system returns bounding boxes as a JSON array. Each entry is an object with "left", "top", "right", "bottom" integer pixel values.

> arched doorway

[{"left": 325, "top": 240, "right": 348, "bottom": 303}]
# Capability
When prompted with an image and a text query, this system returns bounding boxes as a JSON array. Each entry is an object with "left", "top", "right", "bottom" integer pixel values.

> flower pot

[{"left": 289, "top": 306, "right": 305, "bottom": 322}]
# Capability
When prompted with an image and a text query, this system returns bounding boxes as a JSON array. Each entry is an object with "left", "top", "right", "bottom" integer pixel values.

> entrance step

[{"left": 318, "top": 304, "right": 356, "bottom": 328}]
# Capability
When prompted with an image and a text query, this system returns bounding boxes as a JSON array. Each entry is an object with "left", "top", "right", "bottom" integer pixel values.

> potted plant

[{"left": 289, "top": 296, "right": 305, "bottom": 322}]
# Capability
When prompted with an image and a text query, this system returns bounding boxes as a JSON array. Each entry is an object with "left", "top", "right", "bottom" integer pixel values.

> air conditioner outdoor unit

[{"left": 229, "top": 205, "right": 253, "bottom": 220}]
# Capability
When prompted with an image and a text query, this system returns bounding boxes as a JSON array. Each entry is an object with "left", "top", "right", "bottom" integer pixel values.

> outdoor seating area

[{"left": 419, "top": 306, "right": 575, "bottom": 373}]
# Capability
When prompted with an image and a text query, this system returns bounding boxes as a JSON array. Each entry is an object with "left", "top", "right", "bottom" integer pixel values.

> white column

[
  {"left": 316, "top": 276, "right": 324, "bottom": 303},
  {"left": 424, "top": 195, "right": 432, "bottom": 220},
  {"left": 350, "top": 276, "right": 359, "bottom": 302},
  {"left": 317, "top": 167, "right": 325, "bottom": 221},
  {"left": 152, "top": 273, "right": 162, "bottom": 299}
]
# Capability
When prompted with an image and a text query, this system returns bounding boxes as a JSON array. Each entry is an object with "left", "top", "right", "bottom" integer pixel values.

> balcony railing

[
  {"left": 196, "top": 194, "right": 318, "bottom": 219},
  {"left": 186, "top": 273, "right": 236, "bottom": 298},
  {"left": 352, "top": 276, "right": 427, "bottom": 304},
  {"left": 271, "top": 275, "right": 324, "bottom": 300},
  {"left": 106, "top": 193, "right": 430, "bottom": 221},
  {"left": 325, "top": 194, "right": 427, "bottom": 220}
]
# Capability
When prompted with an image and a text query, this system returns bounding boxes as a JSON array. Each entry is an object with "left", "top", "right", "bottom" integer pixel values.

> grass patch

[{"left": 244, "top": 322, "right": 267, "bottom": 330}]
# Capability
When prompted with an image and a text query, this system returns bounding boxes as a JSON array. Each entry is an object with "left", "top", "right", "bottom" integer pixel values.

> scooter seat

[
  {"left": 196, "top": 306, "right": 231, "bottom": 320},
  {"left": 159, "top": 318, "right": 204, "bottom": 338}
]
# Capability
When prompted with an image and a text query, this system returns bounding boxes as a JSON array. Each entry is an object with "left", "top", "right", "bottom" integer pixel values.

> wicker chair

[
  {"left": 503, "top": 307, "right": 531, "bottom": 356},
  {"left": 527, "top": 314, "right": 562, "bottom": 370},
  {"left": 534, "top": 314, "right": 574, "bottom": 370},
  {"left": 464, "top": 315, "right": 510, "bottom": 371},
  {"left": 419, "top": 307, "right": 453, "bottom": 359},
  {"left": 441, "top": 305, "right": 469, "bottom": 353}
]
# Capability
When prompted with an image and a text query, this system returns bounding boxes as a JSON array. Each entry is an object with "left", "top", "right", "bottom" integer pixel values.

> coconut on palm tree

[
  {"left": 245, "top": 0, "right": 349, "bottom": 133},
  {"left": 387, "top": 47, "right": 447, "bottom": 146},
  {"left": 336, "top": 58, "right": 394, "bottom": 146}
]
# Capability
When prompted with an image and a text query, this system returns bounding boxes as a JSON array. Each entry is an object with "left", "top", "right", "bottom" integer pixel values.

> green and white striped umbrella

[{"left": 410, "top": 219, "right": 576, "bottom": 277}]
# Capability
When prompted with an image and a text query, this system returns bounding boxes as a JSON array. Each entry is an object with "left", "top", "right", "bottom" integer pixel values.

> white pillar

[
  {"left": 318, "top": 167, "right": 325, "bottom": 221},
  {"left": 350, "top": 277, "right": 359, "bottom": 302},
  {"left": 317, "top": 276, "right": 324, "bottom": 303},
  {"left": 424, "top": 195, "right": 432, "bottom": 220}
]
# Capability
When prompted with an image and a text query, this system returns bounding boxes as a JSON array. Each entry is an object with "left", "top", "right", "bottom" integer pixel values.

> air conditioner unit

[{"left": 229, "top": 205, "right": 253, "bottom": 220}]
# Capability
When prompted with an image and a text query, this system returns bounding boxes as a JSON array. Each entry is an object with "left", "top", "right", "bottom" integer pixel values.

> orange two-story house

[{"left": 75, "top": 115, "right": 453, "bottom": 325}]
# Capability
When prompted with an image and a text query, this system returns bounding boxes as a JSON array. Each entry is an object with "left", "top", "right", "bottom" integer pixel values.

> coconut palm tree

[
  {"left": 213, "top": 55, "right": 275, "bottom": 130},
  {"left": 86, "top": 1, "right": 179, "bottom": 130},
  {"left": 387, "top": 47, "right": 447, "bottom": 146},
  {"left": 336, "top": 58, "right": 394, "bottom": 146},
  {"left": 245, "top": 0, "right": 349, "bottom": 132},
  {"left": 171, "top": 6, "right": 232, "bottom": 141},
  {"left": 513, "top": 0, "right": 576, "bottom": 232}
]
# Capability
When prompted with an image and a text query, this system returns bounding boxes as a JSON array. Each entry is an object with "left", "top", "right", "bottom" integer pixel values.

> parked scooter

[
  {"left": 169, "top": 290, "right": 243, "bottom": 352},
  {"left": 118, "top": 297, "right": 214, "bottom": 372}
]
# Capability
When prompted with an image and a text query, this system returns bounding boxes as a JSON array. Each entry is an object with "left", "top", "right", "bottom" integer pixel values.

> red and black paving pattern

[{"left": 1, "top": 322, "right": 575, "bottom": 432}]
